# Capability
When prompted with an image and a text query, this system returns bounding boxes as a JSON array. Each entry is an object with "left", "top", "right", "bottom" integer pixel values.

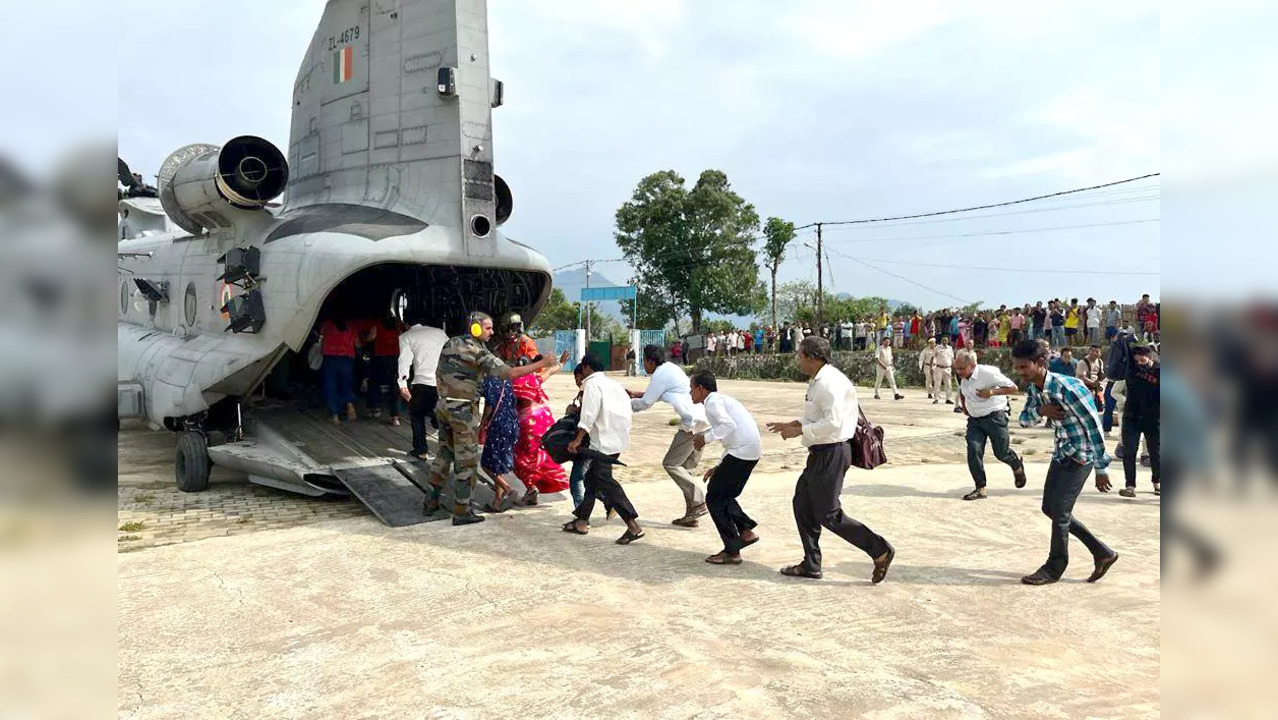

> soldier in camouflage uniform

[{"left": 429, "top": 311, "right": 561, "bottom": 525}]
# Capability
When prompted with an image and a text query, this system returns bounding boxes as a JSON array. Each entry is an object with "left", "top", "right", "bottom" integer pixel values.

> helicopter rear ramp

[{"left": 208, "top": 402, "right": 526, "bottom": 526}]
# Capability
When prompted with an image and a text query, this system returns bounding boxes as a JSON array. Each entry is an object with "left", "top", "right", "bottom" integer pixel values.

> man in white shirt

[
  {"left": 766, "top": 337, "right": 896, "bottom": 583},
  {"left": 397, "top": 314, "right": 450, "bottom": 459},
  {"left": 689, "top": 372, "right": 762, "bottom": 565},
  {"left": 563, "top": 354, "right": 645, "bottom": 544},
  {"left": 919, "top": 337, "right": 937, "bottom": 399},
  {"left": 1084, "top": 298, "right": 1104, "bottom": 346},
  {"left": 954, "top": 350, "right": 1027, "bottom": 500},
  {"left": 873, "top": 337, "right": 905, "bottom": 400},
  {"left": 932, "top": 335, "right": 956, "bottom": 405},
  {"left": 629, "top": 345, "right": 710, "bottom": 526}
]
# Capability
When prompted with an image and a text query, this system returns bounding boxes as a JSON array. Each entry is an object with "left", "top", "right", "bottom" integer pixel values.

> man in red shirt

[{"left": 367, "top": 316, "right": 406, "bottom": 424}]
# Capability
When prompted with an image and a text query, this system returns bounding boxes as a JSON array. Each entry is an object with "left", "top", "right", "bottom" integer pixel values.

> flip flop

[
  {"left": 705, "top": 553, "right": 742, "bottom": 565},
  {"left": 741, "top": 535, "right": 761, "bottom": 548},
  {"left": 1013, "top": 464, "right": 1027, "bottom": 489},
  {"left": 780, "top": 564, "right": 823, "bottom": 579},
  {"left": 561, "top": 520, "right": 588, "bottom": 535},
  {"left": 615, "top": 529, "right": 645, "bottom": 545}
]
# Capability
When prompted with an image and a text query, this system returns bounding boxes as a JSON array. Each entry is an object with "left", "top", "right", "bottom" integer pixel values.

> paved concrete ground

[
  {"left": 118, "top": 373, "right": 1160, "bottom": 719},
  {"left": 116, "top": 375, "right": 1062, "bottom": 549}
]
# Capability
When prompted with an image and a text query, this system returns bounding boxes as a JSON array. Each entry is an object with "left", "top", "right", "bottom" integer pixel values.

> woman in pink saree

[{"left": 511, "top": 370, "right": 569, "bottom": 495}]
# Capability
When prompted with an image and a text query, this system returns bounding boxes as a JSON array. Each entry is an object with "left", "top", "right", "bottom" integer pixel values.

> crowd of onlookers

[{"left": 676, "top": 294, "right": 1160, "bottom": 362}]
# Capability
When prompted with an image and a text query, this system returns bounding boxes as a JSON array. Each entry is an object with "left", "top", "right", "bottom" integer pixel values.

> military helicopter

[{"left": 117, "top": 0, "right": 552, "bottom": 525}]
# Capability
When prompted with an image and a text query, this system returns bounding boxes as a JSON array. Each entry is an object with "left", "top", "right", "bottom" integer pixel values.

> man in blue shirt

[
  {"left": 1012, "top": 339, "right": 1119, "bottom": 586},
  {"left": 1048, "top": 347, "right": 1078, "bottom": 378},
  {"left": 753, "top": 327, "right": 765, "bottom": 354}
]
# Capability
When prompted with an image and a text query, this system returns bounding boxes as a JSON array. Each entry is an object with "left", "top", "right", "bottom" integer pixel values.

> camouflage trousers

[{"left": 428, "top": 398, "right": 480, "bottom": 516}]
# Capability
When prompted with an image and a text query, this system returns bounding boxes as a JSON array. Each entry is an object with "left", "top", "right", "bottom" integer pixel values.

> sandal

[
  {"left": 780, "top": 564, "right": 823, "bottom": 579},
  {"left": 615, "top": 529, "right": 645, "bottom": 545},
  {"left": 741, "top": 535, "right": 760, "bottom": 548},
  {"left": 962, "top": 488, "right": 987, "bottom": 501},
  {"left": 1013, "top": 464, "right": 1027, "bottom": 489},
  {"left": 561, "top": 520, "right": 588, "bottom": 535},
  {"left": 705, "top": 552, "right": 742, "bottom": 565},
  {"left": 872, "top": 545, "right": 895, "bottom": 584}
]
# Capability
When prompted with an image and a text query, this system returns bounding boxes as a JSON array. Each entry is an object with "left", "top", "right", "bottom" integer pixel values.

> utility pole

[
  {"left": 816, "top": 222, "right": 824, "bottom": 328},
  {"left": 584, "top": 259, "right": 593, "bottom": 341}
]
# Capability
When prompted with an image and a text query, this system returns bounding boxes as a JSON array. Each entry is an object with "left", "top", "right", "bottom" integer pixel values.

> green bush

[{"left": 694, "top": 348, "right": 1020, "bottom": 386}]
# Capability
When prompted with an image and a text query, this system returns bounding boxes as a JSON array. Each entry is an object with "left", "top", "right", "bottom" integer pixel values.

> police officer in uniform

[{"left": 428, "top": 311, "right": 563, "bottom": 525}]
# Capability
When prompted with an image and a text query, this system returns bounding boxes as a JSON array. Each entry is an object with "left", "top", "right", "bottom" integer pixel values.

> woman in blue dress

[{"left": 479, "top": 373, "right": 519, "bottom": 510}]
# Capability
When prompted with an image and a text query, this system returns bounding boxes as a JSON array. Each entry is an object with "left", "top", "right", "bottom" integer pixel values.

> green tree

[
  {"left": 615, "top": 169, "right": 764, "bottom": 333},
  {"left": 702, "top": 319, "right": 738, "bottom": 334},
  {"left": 530, "top": 288, "right": 577, "bottom": 335},
  {"left": 619, "top": 286, "right": 680, "bottom": 332},
  {"left": 530, "top": 288, "right": 627, "bottom": 340},
  {"left": 773, "top": 280, "right": 816, "bottom": 324},
  {"left": 761, "top": 217, "right": 795, "bottom": 330}
]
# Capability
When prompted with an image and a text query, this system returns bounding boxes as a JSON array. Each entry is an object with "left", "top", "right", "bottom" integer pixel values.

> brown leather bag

[{"left": 849, "top": 406, "right": 887, "bottom": 470}]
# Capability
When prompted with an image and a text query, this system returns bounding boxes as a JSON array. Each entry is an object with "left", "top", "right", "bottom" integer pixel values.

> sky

[{"left": 105, "top": 0, "right": 1174, "bottom": 310}]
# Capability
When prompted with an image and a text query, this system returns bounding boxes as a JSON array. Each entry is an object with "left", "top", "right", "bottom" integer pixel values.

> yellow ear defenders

[{"left": 470, "top": 322, "right": 483, "bottom": 338}]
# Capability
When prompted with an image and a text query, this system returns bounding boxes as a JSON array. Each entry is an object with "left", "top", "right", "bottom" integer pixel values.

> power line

[
  {"left": 820, "top": 194, "right": 1158, "bottom": 230},
  {"left": 835, "top": 252, "right": 971, "bottom": 305},
  {"left": 824, "top": 218, "right": 1159, "bottom": 245},
  {"left": 795, "top": 172, "right": 1160, "bottom": 230},
  {"left": 839, "top": 257, "right": 1160, "bottom": 276}
]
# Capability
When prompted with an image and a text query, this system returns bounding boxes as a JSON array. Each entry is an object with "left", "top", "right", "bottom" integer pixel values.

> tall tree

[
  {"left": 615, "top": 169, "right": 764, "bottom": 333},
  {"left": 761, "top": 217, "right": 795, "bottom": 330}
]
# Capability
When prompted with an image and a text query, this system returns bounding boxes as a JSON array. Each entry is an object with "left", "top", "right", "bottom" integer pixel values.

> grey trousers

[
  {"left": 967, "top": 412, "right": 1022, "bottom": 489},
  {"left": 663, "top": 429, "right": 705, "bottom": 512}
]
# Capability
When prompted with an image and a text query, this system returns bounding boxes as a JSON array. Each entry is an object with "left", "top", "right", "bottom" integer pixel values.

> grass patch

[
  {"left": 118, "top": 535, "right": 142, "bottom": 542},
  {"left": 235, "top": 517, "right": 253, "bottom": 524},
  {"left": 118, "top": 521, "right": 146, "bottom": 532},
  {"left": 668, "top": 417, "right": 681, "bottom": 426},
  {"left": 133, "top": 493, "right": 155, "bottom": 504},
  {"left": 1022, "top": 449, "right": 1037, "bottom": 456},
  {"left": 1011, "top": 438, "right": 1026, "bottom": 445}
]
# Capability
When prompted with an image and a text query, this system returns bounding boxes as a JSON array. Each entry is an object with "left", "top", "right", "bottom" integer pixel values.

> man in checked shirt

[{"left": 1011, "top": 339, "right": 1120, "bottom": 586}]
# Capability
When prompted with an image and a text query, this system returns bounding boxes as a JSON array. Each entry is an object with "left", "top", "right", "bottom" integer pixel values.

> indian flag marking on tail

[{"left": 333, "top": 45, "right": 353, "bottom": 84}]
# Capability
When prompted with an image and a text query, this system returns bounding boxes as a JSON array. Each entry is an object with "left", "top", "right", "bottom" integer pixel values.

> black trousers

[
  {"left": 706, "top": 455, "right": 759, "bottom": 553},
  {"left": 966, "top": 412, "right": 1022, "bottom": 488},
  {"left": 793, "top": 442, "right": 890, "bottom": 571},
  {"left": 408, "top": 383, "right": 439, "bottom": 455},
  {"left": 1121, "top": 414, "right": 1160, "bottom": 487},
  {"left": 574, "top": 454, "right": 638, "bottom": 522}
]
